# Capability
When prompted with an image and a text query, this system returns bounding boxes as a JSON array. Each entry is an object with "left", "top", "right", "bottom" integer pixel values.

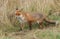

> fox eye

[{"left": 16, "top": 12, "right": 20, "bottom": 16}]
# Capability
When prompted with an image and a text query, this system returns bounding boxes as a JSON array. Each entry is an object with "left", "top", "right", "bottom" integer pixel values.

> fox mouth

[{"left": 16, "top": 14, "right": 27, "bottom": 23}]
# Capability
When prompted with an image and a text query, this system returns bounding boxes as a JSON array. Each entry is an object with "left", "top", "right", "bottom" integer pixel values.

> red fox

[{"left": 15, "top": 8, "right": 58, "bottom": 30}]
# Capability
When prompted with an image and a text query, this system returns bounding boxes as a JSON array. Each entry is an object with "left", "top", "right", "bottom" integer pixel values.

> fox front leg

[
  {"left": 20, "top": 23, "right": 24, "bottom": 31},
  {"left": 28, "top": 21, "right": 32, "bottom": 30}
]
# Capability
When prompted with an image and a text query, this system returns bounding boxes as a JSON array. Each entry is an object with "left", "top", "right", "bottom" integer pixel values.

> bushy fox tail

[
  {"left": 44, "top": 18, "right": 55, "bottom": 24},
  {"left": 44, "top": 18, "right": 59, "bottom": 26}
]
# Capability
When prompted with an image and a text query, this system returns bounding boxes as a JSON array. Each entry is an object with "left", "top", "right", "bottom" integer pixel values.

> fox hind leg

[
  {"left": 39, "top": 22, "right": 43, "bottom": 29},
  {"left": 28, "top": 21, "right": 32, "bottom": 30}
]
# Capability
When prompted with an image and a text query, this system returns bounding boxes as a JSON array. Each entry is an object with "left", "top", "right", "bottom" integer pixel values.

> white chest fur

[
  {"left": 20, "top": 15, "right": 25, "bottom": 20},
  {"left": 16, "top": 14, "right": 27, "bottom": 23}
]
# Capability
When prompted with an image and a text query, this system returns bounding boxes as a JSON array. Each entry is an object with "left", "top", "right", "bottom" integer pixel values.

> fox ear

[
  {"left": 20, "top": 8, "right": 23, "bottom": 12},
  {"left": 16, "top": 7, "right": 18, "bottom": 10}
]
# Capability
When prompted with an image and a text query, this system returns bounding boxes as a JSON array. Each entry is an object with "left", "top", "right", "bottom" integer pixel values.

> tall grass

[{"left": 0, "top": 0, "right": 60, "bottom": 32}]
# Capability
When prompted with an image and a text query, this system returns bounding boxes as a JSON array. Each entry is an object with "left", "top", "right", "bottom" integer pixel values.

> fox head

[
  {"left": 15, "top": 8, "right": 26, "bottom": 22},
  {"left": 15, "top": 8, "right": 23, "bottom": 16}
]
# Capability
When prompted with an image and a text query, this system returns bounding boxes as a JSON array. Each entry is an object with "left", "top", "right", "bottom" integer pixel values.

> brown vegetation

[{"left": 0, "top": 0, "right": 59, "bottom": 33}]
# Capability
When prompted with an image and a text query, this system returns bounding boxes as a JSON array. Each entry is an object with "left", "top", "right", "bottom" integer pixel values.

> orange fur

[{"left": 15, "top": 9, "right": 56, "bottom": 30}]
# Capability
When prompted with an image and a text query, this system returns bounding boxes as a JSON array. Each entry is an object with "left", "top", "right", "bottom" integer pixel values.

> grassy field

[
  {"left": 0, "top": 25, "right": 60, "bottom": 39},
  {"left": 0, "top": 0, "right": 60, "bottom": 39}
]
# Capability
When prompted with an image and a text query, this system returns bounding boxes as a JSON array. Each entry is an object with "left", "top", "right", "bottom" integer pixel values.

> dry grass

[
  {"left": 0, "top": 0, "right": 60, "bottom": 27},
  {"left": 0, "top": 25, "right": 60, "bottom": 39},
  {"left": 0, "top": 0, "right": 60, "bottom": 39}
]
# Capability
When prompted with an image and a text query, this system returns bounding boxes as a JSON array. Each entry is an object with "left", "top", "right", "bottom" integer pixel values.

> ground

[{"left": 0, "top": 25, "right": 60, "bottom": 39}]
